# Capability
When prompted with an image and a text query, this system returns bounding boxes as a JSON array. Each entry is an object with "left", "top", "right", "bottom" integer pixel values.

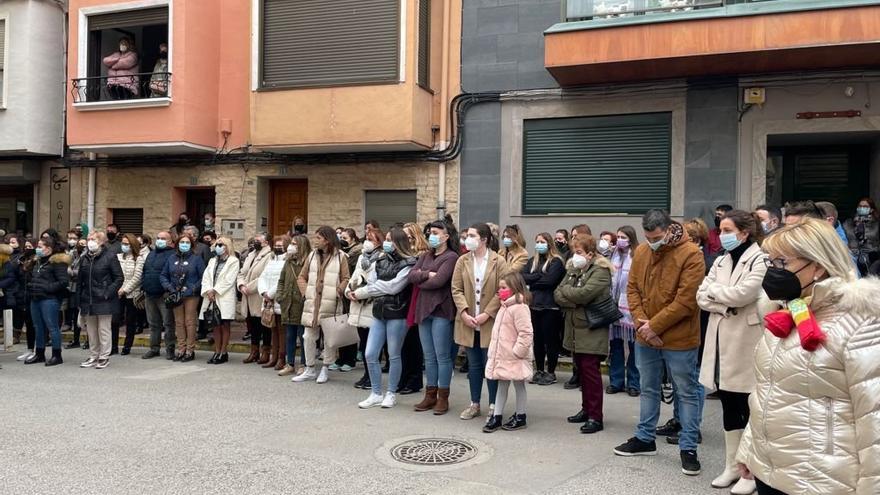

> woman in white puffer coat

[
  {"left": 736, "top": 218, "right": 880, "bottom": 495},
  {"left": 257, "top": 236, "right": 290, "bottom": 371}
]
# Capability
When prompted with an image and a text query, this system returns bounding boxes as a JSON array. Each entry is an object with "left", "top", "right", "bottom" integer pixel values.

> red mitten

[{"left": 764, "top": 310, "right": 794, "bottom": 339}]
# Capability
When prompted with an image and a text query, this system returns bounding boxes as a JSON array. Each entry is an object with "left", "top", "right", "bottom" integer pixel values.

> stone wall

[{"left": 74, "top": 159, "right": 459, "bottom": 239}]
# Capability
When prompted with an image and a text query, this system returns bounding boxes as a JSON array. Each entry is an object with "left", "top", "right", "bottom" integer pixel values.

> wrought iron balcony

[
  {"left": 70, "top": 73, "right": 172, "bottom": 104},
  {"left": 564, "top": 0, "right": 776, "bottom": 21}
]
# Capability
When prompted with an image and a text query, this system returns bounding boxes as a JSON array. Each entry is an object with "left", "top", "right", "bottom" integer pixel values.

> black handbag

[
  {"left": 584, "top": 295, "right": 624, "bottom": 330},
  {"left": 203, "top": 301, "right": 222, "bottom": 329}
]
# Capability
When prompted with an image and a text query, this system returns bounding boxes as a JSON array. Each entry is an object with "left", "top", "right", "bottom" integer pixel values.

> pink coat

[
  {"left": 485, "top": 298, "right": 534, "bottom": 381},
  {"left": 103, "top": 51, "right": 140, "bottom": 95}
]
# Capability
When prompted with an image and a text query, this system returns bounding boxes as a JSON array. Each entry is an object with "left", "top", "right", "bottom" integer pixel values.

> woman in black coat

[
  {"left": 77, "top": 231, "right": 123, "bottom": 369},
  {"left": 25, "top": 238, "right": 70, "bottom": 366}
]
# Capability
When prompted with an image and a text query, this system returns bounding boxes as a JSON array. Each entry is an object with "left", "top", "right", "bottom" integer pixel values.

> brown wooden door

[{"left": 270, "top": 179, "right": 308, "bottom": 237}]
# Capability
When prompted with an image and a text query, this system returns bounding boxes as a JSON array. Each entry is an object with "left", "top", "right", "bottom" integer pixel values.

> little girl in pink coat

[{"left": 484, "top": 272, "right": 534, "bottom": 433}]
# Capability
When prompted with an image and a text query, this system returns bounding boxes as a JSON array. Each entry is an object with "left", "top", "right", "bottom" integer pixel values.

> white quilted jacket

[{"left": 736, "top": 276, "right": 880, "bottom": 495}]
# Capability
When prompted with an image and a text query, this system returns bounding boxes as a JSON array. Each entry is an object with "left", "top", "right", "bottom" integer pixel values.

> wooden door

[{"left": 270, "top": 180, "right": 308, "bottom": 237}]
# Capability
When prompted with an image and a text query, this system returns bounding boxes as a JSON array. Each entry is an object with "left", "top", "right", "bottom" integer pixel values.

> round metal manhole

[
  {"left": 391, "top": 438, "right": 477, "bottom": 466},
  {"left": 376, "top": 435, "right": 493, "bottom": 472}
]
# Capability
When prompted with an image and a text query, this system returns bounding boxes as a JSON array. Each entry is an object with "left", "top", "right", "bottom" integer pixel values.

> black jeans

[
  {"left": 717, "top": 390, "right": 750, "bottom": 431},
  {"left": 532, "top": 309, "right": 562, "bottom": 374},
  {"left": 121, "top": 297, "right": 139, "bottom": 351},
  {"left": 336, "top": 343, "right": 358, "bottom": 367},
  {"left": 14, "top": 305, "right": 34, "bottom": 349},
  {"left": 400, "top": 326, "right": 423, "bottom": 391},
  {"left": 756, "top": 479, "right": 787, "bottom": 495},
  {"left": 247, "top": 316, "right": 271, "bottom": 347}
]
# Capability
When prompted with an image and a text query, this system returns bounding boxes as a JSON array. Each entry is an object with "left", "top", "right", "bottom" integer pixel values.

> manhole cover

[
  {"left": 391, "top": 438, "right": 477, "bottom": 466},
  {"left": 377, "top": 435, "right": 493, "bottom": 472}
]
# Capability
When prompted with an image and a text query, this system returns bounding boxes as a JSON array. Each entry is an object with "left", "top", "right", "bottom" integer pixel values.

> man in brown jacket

[{"left": 613, "top": 209, "right": 706, "bottom": 477}]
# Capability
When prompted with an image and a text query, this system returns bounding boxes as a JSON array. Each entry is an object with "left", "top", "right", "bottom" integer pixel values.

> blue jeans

[
  {"left": 31, "top": 298, "right": 61, "bottom": 351},
  {"left": 419, "top": 317, "right": 454, "bottom": 388},
  {"left": 285, "top": 325, "right": 305, "bottom": 366},
  {"left": 608, "top": 338, "right": 640, "bottom": 391},
  {"left": 365, "top": 319, "right": 407, "bottom": 395},
  {"left": 466, "top": 345, "right": 498, "bottom": 405},
  {"left": 671, "top": 371, "right": 705, "bottom": 427},
  {"left": 634, "top": 343, "right": 702, "bottom": 451}
]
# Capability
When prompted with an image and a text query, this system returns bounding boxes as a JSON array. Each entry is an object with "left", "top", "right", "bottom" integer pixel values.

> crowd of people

[{"left": 1, "top": 197, "right": 879, "bottom": 495}]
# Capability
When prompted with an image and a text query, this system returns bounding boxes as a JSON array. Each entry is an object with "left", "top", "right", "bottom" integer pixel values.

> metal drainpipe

[
  {"left": 437, "top": 0, "right": 453, "bottom": 220},
  {"left": 87, "top": 157, "right": 96, "bottom": 229}
]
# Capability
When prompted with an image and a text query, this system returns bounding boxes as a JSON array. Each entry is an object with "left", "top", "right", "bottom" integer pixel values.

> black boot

[
  {"left": 45, "top": 349, "right": 63, "bottom": 367},
  {"left": 502, "top": 414, "right": 527, "bottom": 431},
  {"left": 567, "top": 410, "right": 588, "bottom": 424},
  {"left": 215, "top": 353, "right": 229, "bottom": 364},
  {"left": 564, "top": 372, "right": 580, "bottom": 390},
  {"left": 354, "top": 369, "right": 370, "bottom": 389},
  {"left": 207, "top": 353, "right": 219, "bottom": 364},
  {"left": 482, "top": 415, "right": 504, "bottom": 433},
  {"left": 25, "top": 348, "right": 46, "bottom": 365},
  {"left": 64, "top": 340, "right": 80, "bottom": 350}
]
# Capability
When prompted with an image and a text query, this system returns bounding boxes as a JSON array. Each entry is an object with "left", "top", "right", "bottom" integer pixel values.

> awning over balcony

[{"left": 545, "top": 0, "right": 880, "bottom": 86}]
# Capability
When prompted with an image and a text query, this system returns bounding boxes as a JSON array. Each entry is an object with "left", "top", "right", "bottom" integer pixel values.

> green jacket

[
  {"left": 553, "top": 256, "right": 613, "bottom": 356},
  {"left": 276, "top": 255, "right": 306, "bottom": 326}
]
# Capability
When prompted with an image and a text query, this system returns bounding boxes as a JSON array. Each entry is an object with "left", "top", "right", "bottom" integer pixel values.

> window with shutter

[
  {"left": 112, "top": 208, "right": 144, "bottom": 236},
  {"left": 522, "top": 113, "right": 672, "bottom": 215},
  {"left": 261, "top": 0, "right": 400, "bottom": 89},
  {"left": 418, "top": 0, "right": 431, "bottom": 89},
  {"left": 364, "top": 190, "right": 418, "bottom": 231},
  {"left": 87, "top": 7, "right": 168, "bottom": 31}
]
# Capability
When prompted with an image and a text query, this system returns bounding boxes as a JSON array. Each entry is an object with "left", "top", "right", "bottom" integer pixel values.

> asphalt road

[{"left": 1, "top": 347, "right": 724, "bottom": 495}]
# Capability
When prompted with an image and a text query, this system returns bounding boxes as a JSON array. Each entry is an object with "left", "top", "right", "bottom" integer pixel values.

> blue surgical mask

[
  {"left": 502, "top": 237, "right": 513, "bottom": 248},
  {"left": 179, "top": 242, "right": 191, "bottom": 253},
  {"left": 215, "top": 245, "right": 225, "bottom": 256},
  {"left": 857, "top": 206, "right": 871, "bottom": 216},
  {"left": 156, "top": 239, "right": 167, "bottom": 249},
  {"left": 34, "top": 247, "right": 45, "bottom": 258},
  {"left": 719, "top": 232, "right": 742, "bottom": 252},
  {"left": 382, "top": 241, "right": 394, "bottom": 254},
  {"left": 428, "top": 234, "right": 442, "bottom": 249},
  {"left": 647, "top": 238, "right": 666, "bottom": 252},
  {"left": 535, "top": 242, "right": 548, "bottom": 254},
  {"left": 121, "top": 244, "right": 131, "bottom": 254}
]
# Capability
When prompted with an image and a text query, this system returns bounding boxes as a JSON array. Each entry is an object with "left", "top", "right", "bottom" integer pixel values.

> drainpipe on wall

[
  {"left": 437, "top": 0, "right": 453, "bottom": 220},
  {"left": 87, "top": 156, "right": 96, "bottom": 230}
]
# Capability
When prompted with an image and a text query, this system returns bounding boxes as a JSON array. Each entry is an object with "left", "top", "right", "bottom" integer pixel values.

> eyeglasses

[{"left": 764, "top": 257, "right": 800, "bottom": 270}]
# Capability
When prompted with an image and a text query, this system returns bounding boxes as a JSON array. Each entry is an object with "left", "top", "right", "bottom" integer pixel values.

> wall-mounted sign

[{"left": 50, "top": 168, "right": 70, "bottom": 233}]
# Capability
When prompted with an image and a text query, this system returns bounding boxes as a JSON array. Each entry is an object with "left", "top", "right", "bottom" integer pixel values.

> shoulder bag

[
  {"left": 584, "top": 295, "right": 624, "bottom": 330},
  {"left": 321, "top": 302, "right": 358, "bottom": 349},
  {"left": 203, "top": 300, "right": 223, "bottom": 329},
  {"left": 260, "top": 300, "right": 276, "bottom": 327}
]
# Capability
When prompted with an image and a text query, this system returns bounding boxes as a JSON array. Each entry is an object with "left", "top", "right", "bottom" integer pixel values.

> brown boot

[
  {"left": 434, "top": 388, "right": 450, "bottom": 415},
  {"left": 257, "top": 345, "right": 271, "bottom": 365},
  {"left": 414, "top": 386, "right": 438, "bottom": 412},
  {"left": 262, "top": 328, "right": 279, "bottom": 368},
  {"left": 243, "top": 344, "right": 260, "bottom": 364},
  {"left": 274, "top": 327, "right": 287, "bottom": 371}
]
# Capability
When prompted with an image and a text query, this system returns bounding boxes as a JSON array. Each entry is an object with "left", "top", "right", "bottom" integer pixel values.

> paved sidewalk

[{"left": 1, "top": 347, "right": 724, "bottom": 495}]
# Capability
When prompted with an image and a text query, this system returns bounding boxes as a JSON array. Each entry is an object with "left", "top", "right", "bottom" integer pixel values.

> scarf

[{"left": 763, "top": 298, "right": 826, "bottom": 351}]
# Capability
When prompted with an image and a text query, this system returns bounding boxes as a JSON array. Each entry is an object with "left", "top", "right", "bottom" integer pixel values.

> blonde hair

[
  {"left": 215, "top": 236, "right": 235, "bottom": 256},
  {"left": 403, "top": 222, "right": 429, "bottom": 255},
  {"left": 530, "top": 232, "right": 564, "bottom": 273},
  {"left": 762, "top": 218, "right": 857, "bottom": 282},
  {"left": 89, "top": 231, "right": 107, "bottom": 244},
  {"left": 684, "top": 218, "right": 709, "bottom": 247}
]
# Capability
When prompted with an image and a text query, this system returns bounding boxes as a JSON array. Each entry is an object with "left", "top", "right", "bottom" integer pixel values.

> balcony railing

[
  {"left": 564, "top": 0, "right": 776, "bottom": 21},
  {"left": 71, "top": 73, "right": 172, "bottom": 104}
]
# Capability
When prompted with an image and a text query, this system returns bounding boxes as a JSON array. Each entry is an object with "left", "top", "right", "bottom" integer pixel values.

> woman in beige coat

[
  {"left": 736, "top": 218, "right": 879, "bottom": 495},
  {"left": 499, "top": 224, "right": 529, "bottom": 274},
  {"left": 237, "top": 232, "right": 273, "bottom": 364},
  {"left": 452, "top": 223, "right": 508, "bottom": 421},
  {"left": 292, "top": 226, "right": 350, "bottom": 384},
  {"left": 696, "top": 210, "right": 767, "bottom": 495}
]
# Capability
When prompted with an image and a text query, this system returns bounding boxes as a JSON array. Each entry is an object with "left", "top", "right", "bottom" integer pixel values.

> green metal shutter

[
  {"left": 261, "top": 0, "right": 400, "bottom": 89},
  {"left": 523, "top": 113, "right": 671, "bottom": 215},
  {"left": 364, "top": 190, "right": 417, "bottom": 231},
  {"left": 417, "top": 0, "right": 430, "bottom": 89},
  {"left": 88, "top": 7, "right": 168, "bottom": 30}
]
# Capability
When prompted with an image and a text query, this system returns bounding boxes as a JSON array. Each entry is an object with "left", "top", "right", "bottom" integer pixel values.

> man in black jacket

[{"left": 141, "top": 230, "right": 177, "bottom": 359}]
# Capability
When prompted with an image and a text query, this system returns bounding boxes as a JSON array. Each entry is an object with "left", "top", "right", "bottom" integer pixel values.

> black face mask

[
  {"left": 340, "top": 240, "right": 349, "bottom": 249},
  {"left": 24, "top": 248, "right": 35, "bottom": 257},
  {"left": 294, "top": 225, "right": 305, "bottom": 234},
  {"left": 274, "top": 248, "right": 284, "bottom": 255},
  {"left": 555, "top": 241, "right": 567, "bottom": 250},
  {"left": 107, "top": 232, "right": 117, "bottom": 241},
  {"left": 714, "top": 216, "right": 722, "bottom": 229},
  {"left": 762, "top": 265, "right": 811, "bottom": 301}
]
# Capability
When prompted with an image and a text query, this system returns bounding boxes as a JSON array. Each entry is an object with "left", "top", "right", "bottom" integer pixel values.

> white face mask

[
  {"left": 363, "top": 240, "right": 376, "bottom": 254},
  {"left": 598, "top": 239, "right": 610, "bottom": 253},
  {"left": 464, "top": 237, "right": 480, "bottom": 252},
  {"left": 87, "top": 240, "right": 99, "bottom": 253},
  {"left": 287, "top": 244, "right": 297, "bottom": 255},
  {"left": 571, "top": 254, "right": 588, "bottom": 269},
  {"left": 119, "top": 44, "right": 129, "bottom": 53}
]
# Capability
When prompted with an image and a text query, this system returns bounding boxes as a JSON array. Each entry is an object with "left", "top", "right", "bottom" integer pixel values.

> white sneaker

[
  {"left": 359, "top": 393, "right": 385, "bottom": 409},
  {"left": 95, "top": 359, "right": 109, "bottom": 370},
  {"left": 80, "top": 358, "right": 97, "bottom": 368},
  {"left": 17, "top": 351, "right": 34, "bottom": 361},
  {"left": 316, "top": 366, "right": 329, "bottom": 384},
  {"left": 291, "top": 367, "right": 317, "bottom": 382},
  {"left": 381, "top": 392, "right": 397, "bottom": 408}
]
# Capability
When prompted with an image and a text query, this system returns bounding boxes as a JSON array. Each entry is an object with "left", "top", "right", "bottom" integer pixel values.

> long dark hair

[
  {"left": 722, "top": 209, "right": 764, "bottom": 245},
  {"left": 315, "top": 225, "right": 340, "bottom": 254},
  {"left": 616, "top": 225, "right": 640, "bottom": 250},
  {"left": 469, "top": 223, "right": 498, "bottom": 252}
]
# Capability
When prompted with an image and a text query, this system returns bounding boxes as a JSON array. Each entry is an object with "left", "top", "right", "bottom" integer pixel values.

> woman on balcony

[{"left": 103, "top": 36, "right": 140, "bottom": 100}]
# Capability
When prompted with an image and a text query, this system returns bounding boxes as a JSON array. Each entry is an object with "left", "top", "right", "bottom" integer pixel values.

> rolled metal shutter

[
  {"left": 523, "top": 113, "right": 672, "bottom": 215},
  {"left": 261, "top": 0, "right": 400, "bottom": 89},
  {"left": 418, "top": 0, "right": 430, "bottom": 88},
  {"left": 0, "top": 20, "right": 5, "bottom": 69},
  {"left": 364, "top": 190, "right": 417, "bottom": 231},
  {"left": 112, "top": 208, "right": 144, "bottom": 236},
  {"left": 88, "top": 7, "right": 168, "bottom": 31}
]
